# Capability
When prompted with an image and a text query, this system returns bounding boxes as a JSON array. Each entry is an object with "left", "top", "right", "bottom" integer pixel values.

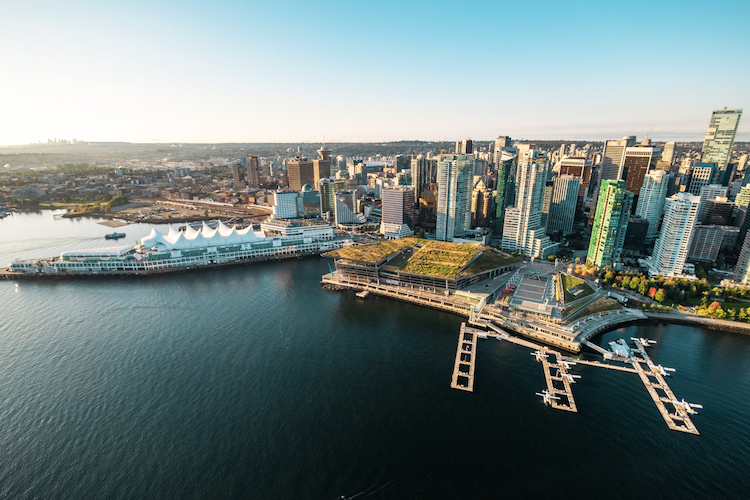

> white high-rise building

[
  {"left": 601, "top": 136, "right": 636, "bottom": 181},
  {"left": 380, "top": 186, "right": 416, "bottom": 239},
  {"left": 546, "top": 175, "right": 580, "bottom": 236},
  {"left": 273, "top": 191, "right": 302, "bottom": 219},
  {"left": 702, "top": 108, "right": 743, "bottom": 180},
  {"left": 501, "top": 150, "right": 553, "bottom": 257},
  {"left": 334, "top": 190, "right": 364, "bottom": 226},
  {"left": 649, "top": 192, "right": 701, "bottom": 277},
  {"left": 435, "top": 154, "right": 475, "bottom": 241},
  {"left": 635, "top": 170, "right": 669, "bottom": 243}
]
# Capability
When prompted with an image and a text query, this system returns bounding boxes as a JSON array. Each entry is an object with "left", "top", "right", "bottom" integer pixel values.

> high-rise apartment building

[
  {"left": 546, "top": 175, "right": 580, "bottom": 236},
  {"left": 559, "top": 157, "right": 592, "bottom": 202},
  {"left": 587, "top": 179, "right": 633, "bottom": 268},
  {"left": 689, "top": 225, "right": 730, "bottom": 262},
  {"left": 471, "top": 178, "right": 492, "bottom": 228},
  {"left": 287, "top": 157, "right": 315, "bottom": 191},
  {"left": 734, "top": 233, "right": 750, "bottom": 283},
  {"left": 501, "top": 150, "right": 553, "bottom": 257},
  {"left": 702, "top": 108, "right": 743, "bottom": 182},
  {"left": 435, "top": 154, "right": 475, "bottom": 241},
  {"left": 493, "top": 136, "right": 512, "bottom": 165},
  {"left": 380, "top": 186, "right": 416, "bottom": 239},
  {"left": 411, "top": 155, "right": 438, "bottom": 196},
  {"left": 492, "top": 150, "right": 516, "bottom": 246},
  {"left": 272, "top": 187, "right": 321, "bottom": 219},
  {"left": 635, "top": 170, "right": 669, "bottom": 243},
  {"left": 649, "top": 192, "right": 700, "bottom": 277}
]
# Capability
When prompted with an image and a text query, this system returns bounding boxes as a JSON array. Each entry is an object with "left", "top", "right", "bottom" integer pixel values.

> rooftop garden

[
  {"left": 559, "top": 273, "right": 595, "bottom": 304},
  {"left": 458, "top": 248, "right": 519, "bottom": 278},
  {"left": 324, "top": 237, "right": 428, "bottom": 263},
  {"left": 401, "top": 241, "right": 483, "bottom": 279}
]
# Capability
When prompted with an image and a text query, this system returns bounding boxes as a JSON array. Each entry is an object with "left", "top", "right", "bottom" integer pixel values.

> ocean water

[{"left": 1, "top": 211, "right": 749, "bottom": 499}]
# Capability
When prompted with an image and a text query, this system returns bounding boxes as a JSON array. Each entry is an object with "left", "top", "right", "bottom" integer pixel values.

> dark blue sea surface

[{"left": 1, "top": 211, "right": 750, "bottom": 498}]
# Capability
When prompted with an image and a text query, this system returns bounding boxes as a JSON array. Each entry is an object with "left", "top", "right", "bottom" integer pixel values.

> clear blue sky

[{"left": 2, "top": 0, "right": 749, "bottom": 145}]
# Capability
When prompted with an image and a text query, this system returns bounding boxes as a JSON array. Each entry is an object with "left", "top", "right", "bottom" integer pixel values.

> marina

[{"left": 451, "top": 321, "right": 701, "bottom": 434}]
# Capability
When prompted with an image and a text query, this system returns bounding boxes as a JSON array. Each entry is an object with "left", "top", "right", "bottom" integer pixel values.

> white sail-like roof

[{"left": 141, "top": 222, "right": 268, "bottom": 251}]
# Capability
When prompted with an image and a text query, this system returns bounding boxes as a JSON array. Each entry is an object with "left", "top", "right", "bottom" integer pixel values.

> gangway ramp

[{"left": 581, "top": 340, "right": 615, "bottom": 359}]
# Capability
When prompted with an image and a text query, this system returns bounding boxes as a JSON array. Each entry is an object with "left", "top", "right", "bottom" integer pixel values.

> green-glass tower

[{"left": 587, "top": 179, "right": 633, "bottom": 268}]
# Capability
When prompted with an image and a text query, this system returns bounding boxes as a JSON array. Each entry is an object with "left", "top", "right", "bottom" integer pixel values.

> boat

[{"left": 105, "top": 232, "right": 126, "bottom": 240}]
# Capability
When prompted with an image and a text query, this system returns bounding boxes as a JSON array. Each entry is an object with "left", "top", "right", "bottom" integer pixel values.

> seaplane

[
  {"left": 531, "top": 349, "right": 548, "bottom": 362},
  {"left": 535, "top": 390, "right": 560, "bottom": 405},
  {"left": 672, "top": 399, "right": 703, "bottom": 415},
  {"left": 655, "top": 364, "right": 676, "bottom": 377},
  {"left": 556, "top": 359, "right": 576, "bottom": 370},
  {"left": 631, "top": 337, "right": 656, "bottom": 348},
  {"left": 559, "top": 372, "right": 581, "bottom": 384}
]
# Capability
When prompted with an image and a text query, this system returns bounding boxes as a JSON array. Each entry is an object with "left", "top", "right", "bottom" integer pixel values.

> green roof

[{"left": 323, "top": 237, "right": 428, "bottom": 263}]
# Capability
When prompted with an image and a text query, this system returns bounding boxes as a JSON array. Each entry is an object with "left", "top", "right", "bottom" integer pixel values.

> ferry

[
  {"left": 105, "top": 232, "right": 126, "bottom": 240},
  {"left": 8, "top": 220, "right": 350, "bottom": 278}
]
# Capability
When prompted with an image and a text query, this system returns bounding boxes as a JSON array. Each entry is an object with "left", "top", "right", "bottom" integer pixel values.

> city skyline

[{"left": 2, "top": 0, "right": 749, "bottom": 146}]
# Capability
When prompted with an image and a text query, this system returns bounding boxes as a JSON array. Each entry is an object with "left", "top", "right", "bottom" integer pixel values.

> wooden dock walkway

[
  {"left": 559, "top": 356, "right": 638, "bottom": 374},
  {"left": 540, "top": 352, "right": 578, "bottom": 412},
  {"left": 450, "top": 323, "right": 481, "bottom": 392},
  {"left": 630, "top": 341, "right": 699, "bottom": 435}
]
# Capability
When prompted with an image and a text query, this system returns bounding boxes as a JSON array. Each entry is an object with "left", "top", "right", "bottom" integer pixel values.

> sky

[{"left": 2, "top": 0, "right": 749, "bottom": 145}]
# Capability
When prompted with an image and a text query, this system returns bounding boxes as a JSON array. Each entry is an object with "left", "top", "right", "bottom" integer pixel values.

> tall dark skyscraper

[
  {"left": 702, "top": 108, "right": 743, "bottom": 184},
  {"left": 246, "top": 155, "right": 261, "bottom": 188},
  {"left": 287, "top": 157, "right": 314, "bottom": 191}
]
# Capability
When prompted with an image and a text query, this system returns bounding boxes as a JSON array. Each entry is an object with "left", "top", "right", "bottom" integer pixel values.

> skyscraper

[
  {"left": 702, "top": 108, "right": 743, "bottom": 182},
  {"left": 546, "top": 175, "right": 580, "bottom": 236},
  {"left": 435, "top": 154, "right": 475, "bottom": 241},
  {"left": 380, "top": 186, "right": 416, "bottom": 239},
  {"left": 287, "top": 157, "right": 315, "bottom": 191},
  {"left": 600, "top": 136, "right": 636, "bottom": 181},
  {"left": 501, "top": 150, "right": 553, "bottom": 257},
  {"left": 662, "top": 141, "right": 676, "bottom": 166},
  {"left": 734, "top": 233, "right": 750, "bottom": 284},
  {"left": 246, "top": 155, "right": 261, "bottom": 188},
  {"left": 231, "top": 162, "right": 246, "bottom": 188},
  {"left": 319, "top": 178, "right": 347, "bottom": 218},
  {"left": 411, "top": 155, "right": 438, "bottom": 196},
  {"left": 635, "top": 170, "right": 669, "bottom": 243},
  {"left": 622, "top": 145, "right": 660, "bottom": 196},
  {"left": 687, "top": 163, "right": 716, "bottom": 195},
  {"left": 587, "top": 179, "right": 633, "bottom": 268},
  {"left": 313, "top": 145, "right": 332, "bottom": 186},
  {"left": 491, "top": 150, "right": 516, "bottom": 246},
  {"left": 471, "top": 178, "right": 492, "bottom": 228},
  {"left": 334, "top": 190, "right": 363, "bottom": 226},
  {"left": 455, "top": 139, "right": 473, "bottom": 155},
  {"left": 559, "top": 157, "right": 593, "bottom": 203},
  {"left": 493, "top": 136, "right": 512, "bottom": 165},
  {"left": 649, "top": 192, "right": 700, "bottom": 277}
]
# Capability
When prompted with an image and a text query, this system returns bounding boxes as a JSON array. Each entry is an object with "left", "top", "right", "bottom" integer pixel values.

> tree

[
  {"left": 654, "top": 288, "right": 666, "bottom": 303},
  {"left": 575, "top": 257, "right": 581, "bottom": 264},
  {"left": 603, "top": 271, "right": 614, "bottom": 285},
  {"left": 419, "top": 228, "right": 425, "bottom": 239},
  {"left": 708, "top": 301, "right": 721, "bottom": 313},
  {"left": 648, "top": 287, "right": 658, "bottom": 299},
  {"left": 739, "top": 308, "right": 748, "bottom": 322},
  {"left": 622, "top": 276, "right": 631, "bottom": 288},
  {"left": 630, "top": 276, "right": 640, "bottom": 291}
]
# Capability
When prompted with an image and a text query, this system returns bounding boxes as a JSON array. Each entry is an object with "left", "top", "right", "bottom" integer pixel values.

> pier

[
  {"left": 540, "top": 352, "right": 578, "bottom": 412},
  {"left": 630, "top": 339, "right": 700, "bottom": 435},
  {"left": 450, "top": 322, "right": 700, "bottom": 434},
  {"left": 450, "top": 323, "right": 481, "bottom": 392}
]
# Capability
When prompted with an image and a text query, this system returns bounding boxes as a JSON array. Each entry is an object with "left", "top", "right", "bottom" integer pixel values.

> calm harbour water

[{"left": 1, "top": 211, "right": 750, "bottom": 499}]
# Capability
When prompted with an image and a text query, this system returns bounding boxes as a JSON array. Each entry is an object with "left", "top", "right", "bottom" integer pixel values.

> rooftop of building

[{"left": 326, "top": 237, "right": 518, "bottom": 279}]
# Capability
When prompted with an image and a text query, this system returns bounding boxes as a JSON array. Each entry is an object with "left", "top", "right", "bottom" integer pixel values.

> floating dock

[
  {"left": 630, "top": 339, "right": 700, "bottom": 435},
  {"left": 450, "top": 323, "right": 481, "bottom": 392},
  {"left": 355, "top": 290, "right": 369, "bottom": 299},
  {"left": 450, "top": 321, "right": 701, "bottom": 435},
  {"left": 540, "top": 352, "right": 578, "bottom": 412}
]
